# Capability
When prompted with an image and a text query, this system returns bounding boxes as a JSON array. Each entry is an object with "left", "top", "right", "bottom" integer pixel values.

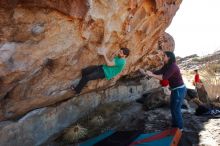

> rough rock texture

[
  {"left": 137, "top": 87, "right": 169, "bottom": 110},
  {"left": 0, "top": 78, "right": 153, "bottom": 146},
  {"left": 0, "top": 0, "right": 88, "bottom": 18},
  {"left": 0, "top": 0, "right": 181, "bottom": 144},
  {"left": 159, "top": 32, "right": 175, "bottom": 52},
  {"left": 0, "top": 0, "right": 180, "bottom": 121}
]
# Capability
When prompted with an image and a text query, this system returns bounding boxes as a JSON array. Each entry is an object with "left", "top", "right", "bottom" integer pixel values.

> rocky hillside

[
  {"left": 178, "top": 50, "right": 220, "bottom": 101},
  {"left": 0, "top": 0, "right": 181, "bottom": 145},
  {"left": 177, "top": 50, "right": 220, "bottom": 71}
]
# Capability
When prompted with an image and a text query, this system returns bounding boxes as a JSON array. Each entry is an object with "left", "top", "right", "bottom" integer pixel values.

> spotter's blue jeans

[{"left": 170, "top": 86, "right": 186, "bottom": 129}]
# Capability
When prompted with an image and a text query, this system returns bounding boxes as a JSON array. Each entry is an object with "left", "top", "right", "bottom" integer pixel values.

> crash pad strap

[
  {"left": 130, "top": 128, "right": 182, "bottom": 146},
  {"left": 171, "top": 128, "right": 182, "bottom": 146}
]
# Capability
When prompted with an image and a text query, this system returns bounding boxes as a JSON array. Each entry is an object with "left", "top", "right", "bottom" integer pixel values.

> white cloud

[{"left": 166, "top": 0, "right": 220, "bottom": 57}]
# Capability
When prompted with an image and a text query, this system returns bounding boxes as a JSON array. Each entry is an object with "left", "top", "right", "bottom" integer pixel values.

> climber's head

[{"left": 118, "top": 48, "right": 130, "bottom": 58}]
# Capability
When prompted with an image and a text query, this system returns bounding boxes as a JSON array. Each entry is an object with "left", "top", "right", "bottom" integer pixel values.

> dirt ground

[{"left": 144, "top": 107, "right": 220, "bottom": 146}]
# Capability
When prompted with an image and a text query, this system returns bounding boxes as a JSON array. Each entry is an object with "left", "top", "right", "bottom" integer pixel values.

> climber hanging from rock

[{"left": 70, "top": 48, "right": 130, "bottom": 94}]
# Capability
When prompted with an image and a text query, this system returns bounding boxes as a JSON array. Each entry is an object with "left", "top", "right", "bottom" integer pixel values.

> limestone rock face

[
  {"left": 159, "top": 32, "right": 175, "bottom": 52},
  {"left": 0, "top": 79, "right": 150, "bottom": 146},
  {"left": 0, "top": 0, "right": 181, "bottom": 121}
]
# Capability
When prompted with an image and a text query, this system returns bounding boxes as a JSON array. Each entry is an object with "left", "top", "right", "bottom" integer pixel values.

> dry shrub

[
  {"left": 200, "top": 63, "right": 220, "bottom": 101},
  {"left": 63, "top": 124, "right": 88, "bottom": 143}
]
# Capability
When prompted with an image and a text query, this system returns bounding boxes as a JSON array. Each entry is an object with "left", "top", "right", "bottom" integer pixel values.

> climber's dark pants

[{"left": 74, "top": 65, "right": 105, "bottom": 94}]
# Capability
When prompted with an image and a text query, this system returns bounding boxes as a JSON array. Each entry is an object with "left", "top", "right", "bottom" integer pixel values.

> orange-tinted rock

[
  {"left": 0, "top": 0, "right": 182, "bottom": 120},
  {"left": 159, "top": 32, "right": 175, "bottom": 52},
  {"left": 0, "top": 0, "right": 88, "bottom": 18}
]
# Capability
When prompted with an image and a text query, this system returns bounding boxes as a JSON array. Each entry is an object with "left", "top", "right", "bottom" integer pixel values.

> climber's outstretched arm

[{"left": 98, "top": 50, "right": 115, "bottom": 66}]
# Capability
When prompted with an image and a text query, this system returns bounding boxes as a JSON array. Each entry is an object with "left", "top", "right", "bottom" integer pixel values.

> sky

[{"left": 166, "top": 0, "right": 220, "bottom": 57}]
